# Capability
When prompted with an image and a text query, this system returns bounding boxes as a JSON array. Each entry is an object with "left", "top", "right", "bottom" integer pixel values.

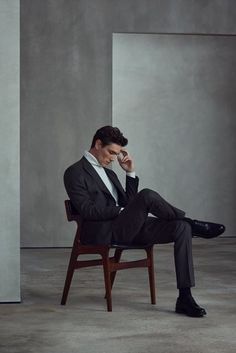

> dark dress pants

[{"left": 112, "top": 189, "right": 195, "bottom": 289}]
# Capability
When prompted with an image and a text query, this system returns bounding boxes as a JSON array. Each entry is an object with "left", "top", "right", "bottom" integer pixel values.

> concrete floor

[{"left": 0, "top": 238, "right": 235, "bottom": 353}]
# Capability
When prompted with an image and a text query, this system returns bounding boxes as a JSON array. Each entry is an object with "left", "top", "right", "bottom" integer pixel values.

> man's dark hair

[{"left": 91, "top": 126, "right": 128, "bottom": 148}]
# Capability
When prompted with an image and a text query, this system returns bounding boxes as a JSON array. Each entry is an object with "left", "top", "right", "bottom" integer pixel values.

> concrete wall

[
  {"left": 21, "top": 0, "right": 113, "bottom": 246},
  {"left": 0, "top": 0, "right": 20, "bottom": 301},
  {"left": 20, "top": 0, "right": 236, "bottom": 246},
  {"left": 113, "top": 33, "right": 236, "bottom": 234}
]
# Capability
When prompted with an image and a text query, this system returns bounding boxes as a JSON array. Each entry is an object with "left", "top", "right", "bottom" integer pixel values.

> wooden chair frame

[{"left": 61, "top": 200, "right": 156, "bottom": 311}]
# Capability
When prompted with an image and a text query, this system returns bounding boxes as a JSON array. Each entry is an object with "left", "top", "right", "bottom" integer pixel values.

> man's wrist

[
  {"left": 126, "top": 171, "right": 136, "bottom": 178},
  {"left": 119, "top": 207, "right": 124, "bottom": 213}
]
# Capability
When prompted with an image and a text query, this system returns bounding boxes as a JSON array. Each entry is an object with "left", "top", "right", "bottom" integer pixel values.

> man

[{"left": 64, "top": 126, "right": 225, "bottom": 317}]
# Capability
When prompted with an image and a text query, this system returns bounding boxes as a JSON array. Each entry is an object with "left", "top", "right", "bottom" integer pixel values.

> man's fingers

[
  {"left": 119, "top": 156, "right": 130, "bottom": 163},
  {"left": 120, "top": 149, "right": 128, "bottom": 156}
]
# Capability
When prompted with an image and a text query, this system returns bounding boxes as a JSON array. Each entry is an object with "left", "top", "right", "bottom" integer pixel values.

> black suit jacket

[{"left": 64, "top": 157, "right": 139, "bottom": 244}]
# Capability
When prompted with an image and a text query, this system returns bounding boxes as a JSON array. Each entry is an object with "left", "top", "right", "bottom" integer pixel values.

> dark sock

[{"left": 179, "top": 287, "right": 192, "bottom": 298}]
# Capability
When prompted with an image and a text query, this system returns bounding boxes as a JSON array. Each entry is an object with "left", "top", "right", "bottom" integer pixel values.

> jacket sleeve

[
  {"left": 125, "top": 175, "right": 139, "bottom": 200},
  {"left": 64, "top": 168, "right": 121, "bottom": 221}
]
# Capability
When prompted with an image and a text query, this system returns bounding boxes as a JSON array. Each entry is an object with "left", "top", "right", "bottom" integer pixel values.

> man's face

[{"left": 94, "top": 140, "right": 122, "bottom": 167}]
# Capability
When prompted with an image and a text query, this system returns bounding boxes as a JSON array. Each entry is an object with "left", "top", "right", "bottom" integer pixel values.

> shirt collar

[{"left": 84, "top": 151, "right": 103, "bottom": 168}]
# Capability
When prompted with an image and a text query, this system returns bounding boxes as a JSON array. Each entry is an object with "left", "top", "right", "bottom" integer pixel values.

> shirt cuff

[{"left": 126, "top": 171, "right": 136, "bottom": 178}]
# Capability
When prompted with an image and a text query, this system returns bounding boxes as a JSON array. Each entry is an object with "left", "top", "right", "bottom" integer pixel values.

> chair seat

[{"left": 111, "top": 243, "right": 153, "bottom": 249}]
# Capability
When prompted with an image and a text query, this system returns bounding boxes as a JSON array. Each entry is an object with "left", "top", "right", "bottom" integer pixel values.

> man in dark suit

[{"left": 64, "top": 126, "right": 225, "bottom": 317}]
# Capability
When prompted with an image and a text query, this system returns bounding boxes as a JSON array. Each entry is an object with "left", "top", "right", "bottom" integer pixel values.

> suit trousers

[{"left": 111, "top": 188, "right": 195, "bottom": 289}]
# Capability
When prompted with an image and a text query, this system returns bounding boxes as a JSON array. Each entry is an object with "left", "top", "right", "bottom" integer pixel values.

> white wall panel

[
  {"left": 0, "top": 0, "right": 20, "bottom": 302},
  {"left": 113, "top": 33, "right": 236, "bottom": 235}
]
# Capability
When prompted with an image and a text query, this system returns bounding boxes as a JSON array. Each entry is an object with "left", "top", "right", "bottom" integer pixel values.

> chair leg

[
  {"left": 110, "top": 249, "right": 123, "bottom": 289},
  {"left": 61, "top": 248, "right": 78, "bottom": 305},
  {"left": 146, "top": 247, "right": 156, "bottom": 304},
  {"left": 104, "top": 248, "right": 123, "bottom": 299},
  {"left": 102, "top": 251, "right": 112, "bottom": 311}
]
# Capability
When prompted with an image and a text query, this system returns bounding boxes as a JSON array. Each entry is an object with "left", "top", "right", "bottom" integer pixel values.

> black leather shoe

[
  {"left": 189, "top": 219, "right": 225, "bottom": 238},
  {"left": 175, "top": 296, "right": 207, "bottom": 317}
]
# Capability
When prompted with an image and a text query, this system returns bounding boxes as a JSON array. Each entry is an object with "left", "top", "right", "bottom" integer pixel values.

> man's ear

[{"left": 95, "top": 139, "right": 102, "bottom": 150}]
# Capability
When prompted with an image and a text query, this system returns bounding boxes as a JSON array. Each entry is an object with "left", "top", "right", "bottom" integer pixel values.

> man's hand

[{"left": 117, "top": 149, "right": 135, "bottom": 172}]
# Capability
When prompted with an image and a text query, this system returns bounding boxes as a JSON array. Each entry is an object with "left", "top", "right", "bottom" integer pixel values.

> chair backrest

[
  {"left": 64, "top": 200, "right": 83, "bottom": 245},
  {"left": 64, "top": 200, "right": 80, "bottom": 222}
]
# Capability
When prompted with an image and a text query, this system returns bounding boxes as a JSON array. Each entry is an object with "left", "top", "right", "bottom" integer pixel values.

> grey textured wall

[
  {"left": 21, "top": 0, "right": 236, "bottom": 246},
  {"left": 0, "top": 0, "right": 20, "bottom": 301},
  {"left": 21, "top": 0, "right": 113, "bottom": 246},
  {"left": 113, "top": 33, "right": 236, "bottom": 234}
]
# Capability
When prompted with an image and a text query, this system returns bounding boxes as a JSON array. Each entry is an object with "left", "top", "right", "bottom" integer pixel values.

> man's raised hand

[{"left": 117, "top": 149, "right": 135, "bottom": 172}]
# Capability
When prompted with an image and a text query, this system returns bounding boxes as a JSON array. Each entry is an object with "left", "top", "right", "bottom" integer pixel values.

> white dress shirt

[{"left": 84, "top": 151, "right": 135, "bottom": 206}]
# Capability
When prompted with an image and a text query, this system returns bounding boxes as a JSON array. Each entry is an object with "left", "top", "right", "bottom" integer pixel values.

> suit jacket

[{"left": 64, "top": 157, "right": 139, "bottom": 244}]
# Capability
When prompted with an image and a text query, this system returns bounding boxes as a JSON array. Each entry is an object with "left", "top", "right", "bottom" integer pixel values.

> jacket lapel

[
  {"left": 104, "top": 168, "right": 125, "bottom": 196},
  {"left": 81, "top": 157, "right": 115, "bottom": 197}
]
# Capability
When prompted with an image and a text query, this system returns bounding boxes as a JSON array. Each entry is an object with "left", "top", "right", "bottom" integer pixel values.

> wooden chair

[{"left": 61, "top": 200, "right": 156, "bottom": 311}]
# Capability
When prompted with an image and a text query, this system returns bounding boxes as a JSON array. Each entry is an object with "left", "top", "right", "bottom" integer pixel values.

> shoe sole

[
  {"left": 193, "top": 233, "right": 220, "bottom": 239},
  {"left": 175, "top": 307, "right": 205, "bottom": 317}
]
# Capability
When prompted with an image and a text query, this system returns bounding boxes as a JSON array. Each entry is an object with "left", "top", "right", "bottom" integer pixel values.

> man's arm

[
  {"left": 125, "top": 175, "right": 139, "bottom": 200},
  {"left": 117, "top": 149, "right": 139, "bottom": 200}
]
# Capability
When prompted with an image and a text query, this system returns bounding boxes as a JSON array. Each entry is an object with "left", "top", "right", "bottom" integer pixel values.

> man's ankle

[{"left": 179, "top": 287, "right": 192, "bottom": 298}]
